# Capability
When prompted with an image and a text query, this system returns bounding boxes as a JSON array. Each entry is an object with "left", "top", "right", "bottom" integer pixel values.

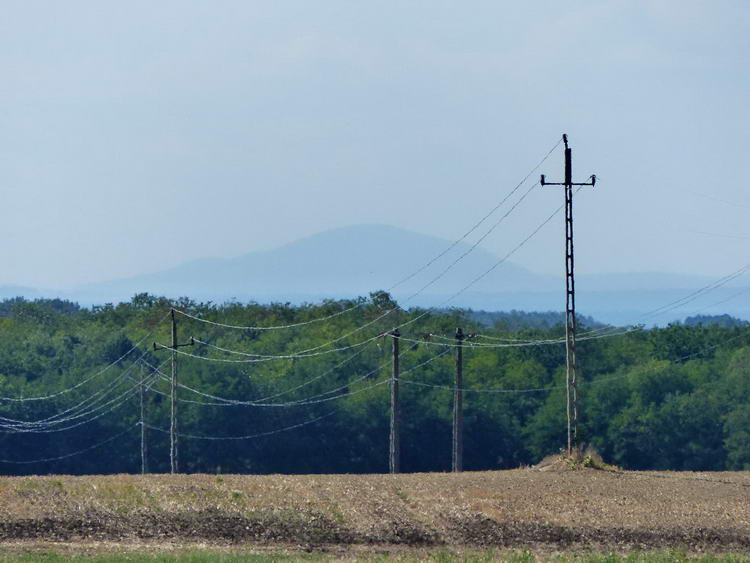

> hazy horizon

[
  {"left": 2, "top": 1, "right": 749, "bottom": 291},
  {"left": 0, "top": 221, "right": 729, "bottom": 293}
]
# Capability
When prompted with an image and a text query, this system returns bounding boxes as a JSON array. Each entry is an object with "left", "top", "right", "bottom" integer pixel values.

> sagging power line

[
  {"left": 171, "top": 137, "right": 564, "bottom": 334},
  {"left": 25, "top": 134, "right": 750, "bottom": 474}
]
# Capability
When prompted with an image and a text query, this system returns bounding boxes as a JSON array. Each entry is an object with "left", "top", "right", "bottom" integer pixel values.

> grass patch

[
  {"left": 554, "top": 551, "right": 750, "bottom": 563},
  {"left": 569, "top": 446, "right": 620, "bottom": 472},
  {"left": 15, "top": 479, "right": 65, "bottom": 496},
  {"left": 393, "top": 487, "right": 409, "bottom": 503},
  {"left": 0, "top": 552, "right": 325, "bottom": 562},
  {"left": 94, "top": 482, "right": 149, "bottom": 514}
]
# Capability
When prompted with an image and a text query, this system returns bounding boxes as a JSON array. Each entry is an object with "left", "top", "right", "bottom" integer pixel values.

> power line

[
  {"left": 397, "top": 334, "right": 566, "bottom": 349},
  {"left": 471, "top": 327, "right": 640, "bottom": 346},
  {"left": 640, "top": 262, "right": 750, "bottom": 321},
  {"left": 150, "top": 359, "right": 388, "bottom": 408},
  {"left": 171, "top": 137, "right": 563, "bottom": 334},
  {"left": 149, "top": 343, "right": 449, "bottom": 409},
  {"left": 0, "top": 350, "right": 160, "bottom": 430},
  {"left": 223, "top": 179, "right": 545, "bottom": 362},
  {"left": 158, "top": 369, "right": 391, "bottom": 408},
  {"left": 169, "top": 147, "right": 572, "bottom": 370},
  {"left": 0, "top": 313, "right": 168, "bottom": 403},
  {"left": 566, "top": 261, "right": 750, "bottom": 333},
  {"left": 399, "top": 180, "right": 540, "bottom": 305},
  {"left": 173, "top": 198, "right": 569, "bottom": 367},
  {"left": 387, "top": 140, "right": 563, "bottom": 294},
  {"left": 144, "top": 411, "right": 337, "bottom": 441},
  {"left": 399, "top": 378, "right": 561, "bottom": 394},
  {"left": 400, "top": 329, "right": 749, "bottom": 395},
  {"left": 3, "top": 301, "right": 745, "bottom": 470},
  {"left": 0, "top": 353, "right": 164, "bottom": 429},
  {"left": 0, "top": 373, "right": 160, "bottom": 433},
  {"left": 0, "top": 423, "right": 138, "bottom": 465},
  {"left": 0, "top": 363, "right": 139, "bottom": 428},
  {"left": 144, "top": 342, "right": 375, "bottom": 407},
  {"left": 686, "top": 286, "right": 750, "bottom": 316},
  {"left": 190, "top": 335, "right": 376, "bottom": 362},
  {"left": 142, "top": 347, "right": 454, "bottom": 443},
  {"left": 2, "top": 325, "right": 742, "bottom": 467}
]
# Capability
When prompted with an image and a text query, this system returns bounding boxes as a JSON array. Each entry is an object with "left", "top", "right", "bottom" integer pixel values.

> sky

[{"left": 1, "top": 1, "right": 749, "bottom": 289}]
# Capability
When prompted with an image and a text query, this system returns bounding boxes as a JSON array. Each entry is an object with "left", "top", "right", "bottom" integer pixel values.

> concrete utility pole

[
  {"left": 452, "top": 328, "right": 464, "bottom": 472},
  {"left": 153, "top": 308, "right": 193, "bottom": 474},
  {"left": 541, "top": 134, "right": 596, "bottom": 454},
  {"left": 389, "top": 328, "right": 401, "bottom": 474}
]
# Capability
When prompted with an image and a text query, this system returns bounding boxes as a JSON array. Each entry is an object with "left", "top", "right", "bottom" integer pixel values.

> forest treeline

[{"left": 0, "top": 293, "right": 749, "bottom": 475}]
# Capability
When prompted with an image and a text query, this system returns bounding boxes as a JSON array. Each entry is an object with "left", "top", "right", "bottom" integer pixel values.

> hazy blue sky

[{"left": 1, "top": 1, "right": 748, "bottom": 288}]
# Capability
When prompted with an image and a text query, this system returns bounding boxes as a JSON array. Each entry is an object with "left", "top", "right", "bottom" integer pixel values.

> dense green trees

[{"left": 0, "top": 294, "right": 749, "bottom": 475}]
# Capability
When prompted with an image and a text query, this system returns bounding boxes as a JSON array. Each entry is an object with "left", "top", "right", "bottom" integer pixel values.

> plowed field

[{"left": 0, "top": 466, "right": 748, "bottom": 555}]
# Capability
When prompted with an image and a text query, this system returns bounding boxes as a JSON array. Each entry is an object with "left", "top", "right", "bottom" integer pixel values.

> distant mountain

[
  {"left": 683, "top": 314, "right": 748, "bottom": 328},
  {"left": 75, "top": 224, "right": 560, "bottom": 304},
  {"left": 2, "top": 224, "right": 749, "bottom": 326},
  {"left": 0, "top": 285, "right": 41, "bottom": 300},
  {"left": 576, "top": 271, "right": 719, "bottom": 291},
  {"left": 465, "top": 309, "right": 604, "bottom": 331}
]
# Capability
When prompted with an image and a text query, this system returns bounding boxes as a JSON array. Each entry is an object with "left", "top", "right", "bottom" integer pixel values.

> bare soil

[{"left": 0, "top": 466, "right": 748, "bottom": 553}]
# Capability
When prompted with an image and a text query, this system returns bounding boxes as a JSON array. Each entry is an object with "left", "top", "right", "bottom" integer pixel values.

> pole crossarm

[
  {"left": 541, "top": 179, "right": 596, "bottom": 186},
  {"left": 153, "top": 337, "right": 194, "bottom": 352},
  {"left": 540, "top": 135, "right": 596, "bottom": 188}
]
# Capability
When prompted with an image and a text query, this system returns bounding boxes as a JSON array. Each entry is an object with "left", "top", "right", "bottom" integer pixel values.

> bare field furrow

[{"left": 0, "top": 469, "right": 748, "bottom": 552}]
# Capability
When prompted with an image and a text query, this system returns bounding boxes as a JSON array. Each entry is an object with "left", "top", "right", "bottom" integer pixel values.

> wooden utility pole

[
  {"left": 541, "top": 134, "right": 596, "bottom": 454},
  {"left": 452, "top": 328, "right": 464, "bottom": 472},
  {"left": 139, "top": 364, "right": 148, "bottom": 475},
  {"left": 169, "top": 309, "right": 178, "bottom": 473},
  {"left": 153, "top": 308, "right": 193, "bottom": 474},
  {"left": 389, "top": 328, "right": 400, "bottom": 474}
]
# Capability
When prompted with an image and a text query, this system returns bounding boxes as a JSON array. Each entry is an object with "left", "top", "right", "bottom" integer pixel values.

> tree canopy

[{"left": 0, "top": 294, "right": 748, "bottom": 475}]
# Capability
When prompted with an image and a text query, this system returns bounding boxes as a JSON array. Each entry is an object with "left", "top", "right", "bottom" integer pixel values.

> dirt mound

[{"left": 533, "top": 446, "right": 619, "bottom": 472}]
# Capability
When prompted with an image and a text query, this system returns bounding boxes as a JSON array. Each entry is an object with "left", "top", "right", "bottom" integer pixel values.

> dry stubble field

[{"left": 0, "top": 465, "right": 749, "bottom": 559}]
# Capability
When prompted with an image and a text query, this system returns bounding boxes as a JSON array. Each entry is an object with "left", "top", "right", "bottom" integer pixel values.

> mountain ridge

[
  {"left": 79, "top": 223, "right": 559, "bottom": 299},
  {"left": 2, "top": 224, "right": 748, "bottom": 325}
]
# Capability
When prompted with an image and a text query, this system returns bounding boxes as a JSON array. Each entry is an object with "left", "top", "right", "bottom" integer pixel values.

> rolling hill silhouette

[{"left": 4, "top": 225, "right": 749, "bottom": 326}]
